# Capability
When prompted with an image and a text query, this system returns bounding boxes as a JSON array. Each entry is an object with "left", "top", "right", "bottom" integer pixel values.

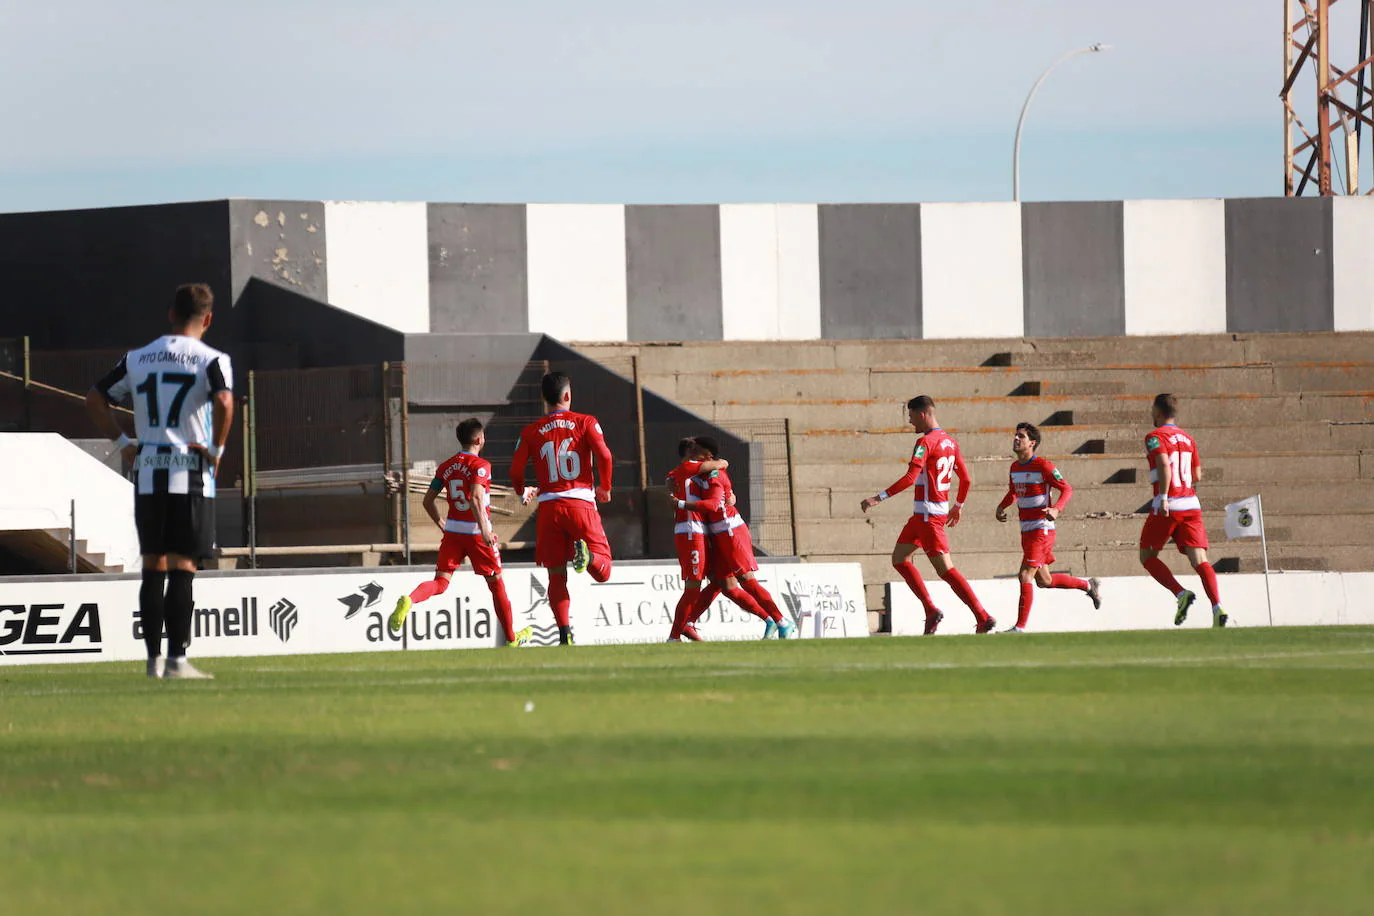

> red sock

[
  {"left": 723, "top": 585, "right": 769, "bottom": 621},
  {"left": 670, "top": 586, "right": 700, "bottom": 639},
  {"left": 894, "top": 560, "right": 938, "bottom": 615},
  {"left": 1016, "top": 582, "right": 1033, "bottom": 629},
  {"left": 487, "top": 577, "right": 515, "bottom": 643},
  {"left": 688, "top": 583, "right": 721, "bottom": 625},
  {"left": 1143, "top": 557, "right": 1185, "bottom": 595},
  {"left": 409, "top": 576, "right": 449, "bottom": 604},
  {"left": 938, "top": 567, "right": 990, "bottom": 623},
  {"left": 548, "top": 575, "right": 571, "bottom": 628},
  {"left": 741, "top": 578, "right": 784, "bottom": 622},
  {"left": 1196, "top": 563, "right": 1221, "bottom": 607},
  {"left": 589, "top": 546, "right": 612, "bottom": 583},
  {"left": 1049, "top": 573, "right": 1089, "bottom": 591}
]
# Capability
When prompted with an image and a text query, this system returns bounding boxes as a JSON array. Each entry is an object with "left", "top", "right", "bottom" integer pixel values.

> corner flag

[{"left": 1224, "top": 495, "right": 1263, "bottom": 539}]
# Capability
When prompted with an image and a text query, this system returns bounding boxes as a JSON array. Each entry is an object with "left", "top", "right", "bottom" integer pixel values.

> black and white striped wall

[{"left": 315, "top": 198, "right": 1374, "bottom": 341}]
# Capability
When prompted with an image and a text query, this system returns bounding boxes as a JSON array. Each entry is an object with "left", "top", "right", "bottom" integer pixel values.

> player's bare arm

[
  {"left": 592, "top": 433, "right": 614, "bottom": 503},
  {"left": 195, "top": 390, "right": 234, "bottom": 477},
  {"left": 948, "top": 452, "right": 972, "bottom": 527},
  {"left": 422, "top": 487, "right": 444, "bottom": 534},
  {"left": 995, "top": 488, "right": 1014, "bottom": 523},
  {"left": 84, "top": 387, "right": 138, "bottom": 464},
  {"left": 474, "top": 485, "right": 498, "bottom": 547},
  {"left": 1155, "top": 450, "right": 1173, "bottom": 516}
]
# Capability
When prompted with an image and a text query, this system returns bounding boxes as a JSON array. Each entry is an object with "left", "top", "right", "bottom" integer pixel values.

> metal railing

[{"left": 2, "top": 339, "right": 798, "bottom": 569}]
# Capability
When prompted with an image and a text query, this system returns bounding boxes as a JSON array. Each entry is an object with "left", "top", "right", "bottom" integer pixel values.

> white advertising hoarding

[
  {"left": 0, "top": 562, "right": 867, "bottom": 667},
  {"left": 888, "top": 570, "right": 1374, "bottom": 636}
]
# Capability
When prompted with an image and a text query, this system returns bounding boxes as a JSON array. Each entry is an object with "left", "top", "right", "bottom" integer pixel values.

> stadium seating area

[{"left": 576, "top": 331, "right": 1374, "bottom": 618}]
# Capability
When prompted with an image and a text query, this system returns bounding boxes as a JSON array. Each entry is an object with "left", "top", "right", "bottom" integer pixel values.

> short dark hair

[
  {"left": 171, "top": 283, "right": 214, "bottom": 324},
  {"left": 694, "top": 435, "right": 720, "bottom": 459},
  {"left": 541, "top": 372, "right": 571, "bottom": 406},
  {"left": 677, "top": 437, "right": 695, "bottom": 458},
  {"left": 456, "top": 418, "right": 484, "bottom": 446},
  {"left": 907, "top": 395, "right": 935, "bottom": 412},
  {"left": 1153, "top": 393, "right": 1178, "bottom": 419},
  {"left": 1016, "top": 422, "right": 1041, "bottom": 450}
]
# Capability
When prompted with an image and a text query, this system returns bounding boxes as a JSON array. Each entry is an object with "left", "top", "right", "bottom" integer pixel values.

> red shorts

[
  {"left": 897, "top": 514, "right": 951, "bottom": 558},
  {"left": 708, "top": 524, "right": 758, "bottom": 581},
  {"left": 436, "top": 531, "right": 501, "bottom": 578},
  {"left": 675, "top": 532, "right": 707, "bottom": 581},
  {"left": 534, "top": 497, "right": 611, "bottom": 569},
  {"left": 1139, "top": 510, "right": 1209, "bottom": 552},
  {"left": 1020, "top": 528, "right": 1056, "bottom": 568}
]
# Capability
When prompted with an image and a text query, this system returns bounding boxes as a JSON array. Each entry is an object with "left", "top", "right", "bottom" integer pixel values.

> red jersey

[
  {"left": 697, "top": 468, "right": 745, "bottom": 535},
  {"left": 431, "top": 451, "right": 493, "bottom": 535},
  {"left": 879, "top": 429, "right": 971, "bottom": 519},
  {"left": 511, "top": 409, "right": 613, "bottom": 504},
  {"left": 1145, "top": 424, "right": 1202, "bottom": 514},
  {"left": 998, "top": 455, "right": 1072, "bottom": 533},
  {"left": 666, "top": 460, "right": 722, "bottom": 533}
]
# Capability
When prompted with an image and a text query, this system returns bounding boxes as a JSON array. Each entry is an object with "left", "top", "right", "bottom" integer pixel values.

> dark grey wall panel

[
  {"left": 818, "top": 204, "right": 921, "bottom": 340},
  {"left": 625, "top": 205, "right": 723, "bottom": 341},
  {"left": 1022, "top": 201, "right": 1125, "bottom": 337},
  {"left": 228, "top": 200, "right": 327, "bottom": 305},
  {"left": 428, "top": 204, "right": 528, "bottom": 334},
  {"left": 0, "top": 201, "right": 232, "bottom": 350},
  {"left": 1224, "top": 198, "right": 1333, "bottom": 332}
]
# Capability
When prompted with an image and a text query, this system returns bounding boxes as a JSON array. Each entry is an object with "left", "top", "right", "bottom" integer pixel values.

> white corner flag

[
  {"left": 1224, "top": 495, "right": 1263, "bottom": 539},
  {"left": 1224, "top": 494, "right": 1272, "bottom": 626}
]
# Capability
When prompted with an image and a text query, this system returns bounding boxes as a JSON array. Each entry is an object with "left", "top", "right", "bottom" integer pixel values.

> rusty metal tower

[{"left": 1283, "top": 0, "right": 1374, "bottom": 195}]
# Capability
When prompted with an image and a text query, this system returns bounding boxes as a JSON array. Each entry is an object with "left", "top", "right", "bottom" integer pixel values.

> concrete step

[
  {"left": 798, "top": 509, "right": 1373, "bottom": 556},
  {"left": 788, "top": 422, "right": 1374, "bottom": 464},
  {"left": 793, "top": 452, "right": 1370, "bottom": 490},
  {"left": 701, "top": 391, "right": 1374, "bottom": 431},
  {"left": 576, "top": 331, "right": 1374, "bottom": 375},
  {"left": 644, "top": 362, "right": 1374, "bottom": 408},
  {"left": 795, "top": 480, "right": 1374, "bottom": 520}
]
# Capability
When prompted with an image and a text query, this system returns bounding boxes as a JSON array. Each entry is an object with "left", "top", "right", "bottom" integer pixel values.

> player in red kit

[
  {"left": 511, "top": 372, "right": 614, "bottom": 645},
  {"left": 664, "top": 438, "right": 728, "bottom": 642},
  {"left": 861, "top": 396, "right": 994, "bottom": 635},
  {"left": 390, "top": 418, "right": 531, "bottom": 646},
  {"left": 682, "top": 436, "right": 792, "bottom": 639},
  {"left": 995, "top": 422, "right": 1101, "bottom": 633},
  {"left": 1139, "top": 393, "right": 1227, "bottom": 627}
]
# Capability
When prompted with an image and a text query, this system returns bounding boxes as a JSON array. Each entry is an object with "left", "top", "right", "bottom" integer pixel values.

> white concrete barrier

[{"left": 0, "top": 433, "right": 139, "bottom": 571}]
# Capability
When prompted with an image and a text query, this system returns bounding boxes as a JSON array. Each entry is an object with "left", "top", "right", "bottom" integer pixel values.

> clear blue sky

[{"left": 0, "top": 0, "right": 1348, "bottom": 211}]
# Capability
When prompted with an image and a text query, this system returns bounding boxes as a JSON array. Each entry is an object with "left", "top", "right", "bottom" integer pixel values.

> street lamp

[{"left": 1012, "top": 43, "right": 1111, "bottom": 202}]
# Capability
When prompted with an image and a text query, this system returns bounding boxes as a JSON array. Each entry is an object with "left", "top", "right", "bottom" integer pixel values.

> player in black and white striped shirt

[{"left": 87, "top": 283, "right": 235, "bottom": 679}]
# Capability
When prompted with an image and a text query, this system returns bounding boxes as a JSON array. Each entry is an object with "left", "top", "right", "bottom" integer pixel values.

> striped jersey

[
  {"left": 1145, "top": 424, "right": 1202, "bottom": 513},
  {"left": 999, "top": 455, "right": 1073, "bottom": 533},
  {"left": 910, "top": 428, "right": 969, "bottom": 518},
  {"left": 94, "top": 335, "right": 233, "bottom": 496},
  {"left": 431, "top": 451, "right": 493, "bottom": 536}
]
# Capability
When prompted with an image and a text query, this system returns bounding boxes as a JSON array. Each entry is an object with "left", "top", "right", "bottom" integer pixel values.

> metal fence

[{"left": 2, "top": 338, "right": 798, "bottom": 568}]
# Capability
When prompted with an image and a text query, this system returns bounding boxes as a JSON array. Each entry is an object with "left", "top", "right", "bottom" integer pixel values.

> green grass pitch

[{"left": 3, "top": 627, "right": 1373, "bottom": 915}]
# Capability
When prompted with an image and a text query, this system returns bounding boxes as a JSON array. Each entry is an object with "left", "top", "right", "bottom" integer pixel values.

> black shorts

[{"left": 134, "top": 493, "right": 217, "bottom": 560}]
